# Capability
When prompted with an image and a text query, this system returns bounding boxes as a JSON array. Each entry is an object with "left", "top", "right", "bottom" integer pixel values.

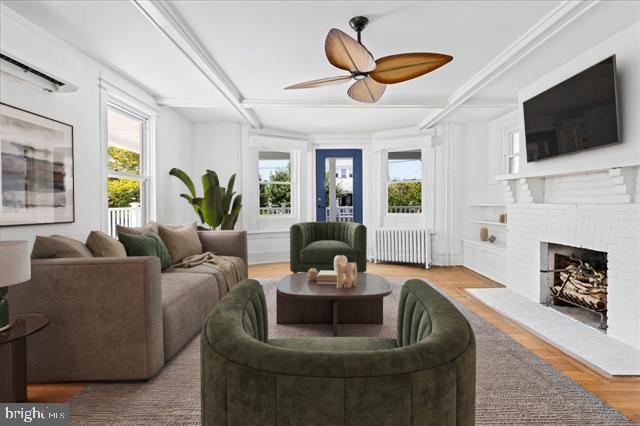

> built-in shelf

[
  {"left": 471, "top": 220, "right": 507, "bottom": 227},
  {"left": 469, "top": 203, "right": 506, "bottom": 207},
  {"left": 462, "top": 238, "right": 507, "bottom": 252}
]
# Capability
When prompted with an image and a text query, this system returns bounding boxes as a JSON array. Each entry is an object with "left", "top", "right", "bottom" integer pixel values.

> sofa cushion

[
  {"left": 116, "top": 222, "right": 158, "bottom": 236},
  {"left": 268, "top": 337, "right": 397, "bottom": 352},
  {"left": 166, "top": 256, "right": 246, "bottom": 297},
  {"left": 299, "top": 240, "right": 357, "bottom": 264},
  {"left": 158, "top": 222, "right": 203, "bottom": 264},
  {"left": 86, "top": 231, "right": 127, "bottom": 257},
  {"left": 31, "top": 235, "right": 94, "bottom": 259},
  {"left": 118, "top": 232, "right": 172, "bottom": 270},
  {"left": 161, "top": 272, "right": 219, "bottom": 360}
]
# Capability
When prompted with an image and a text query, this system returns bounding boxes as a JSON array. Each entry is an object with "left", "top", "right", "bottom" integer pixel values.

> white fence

[
  {"left": 326, "top": 206, "right": 354, "bottom": 222},
  {"left": 107, "top": 203, "right": 141, "bottom": 237},
  {"left": 388, "top": 206, "right": 422, "bottom": 214},
  {"left": 259, "top": 206, "right": 292, "bottom": 216}
]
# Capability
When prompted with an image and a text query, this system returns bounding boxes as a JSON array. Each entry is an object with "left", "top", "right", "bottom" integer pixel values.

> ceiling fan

[{"left": 285, "top": 16, "right": 453, "bottom": 103}]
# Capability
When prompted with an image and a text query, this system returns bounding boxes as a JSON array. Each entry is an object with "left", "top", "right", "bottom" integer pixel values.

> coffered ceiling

[{"left": 4, "top": 1, "right": 640, "bottom": 134}]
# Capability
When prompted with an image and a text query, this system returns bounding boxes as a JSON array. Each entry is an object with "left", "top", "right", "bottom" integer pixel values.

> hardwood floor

[{"left": 28, "top": 262, "right": 640, "bottom": 423}]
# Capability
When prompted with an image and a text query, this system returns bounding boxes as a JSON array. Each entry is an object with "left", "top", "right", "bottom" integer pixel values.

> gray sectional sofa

[{"left": 9, "top": 230, "right": 247, "bottom": 383}]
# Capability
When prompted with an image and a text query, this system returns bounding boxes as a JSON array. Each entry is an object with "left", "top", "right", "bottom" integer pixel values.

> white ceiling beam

[
  {"left": 241, "top": 98, "right": 445, "bottom": 109},
  {"left": 417, "top": 0, "right": 599, "bottom": 130},
  {"left": 156, "top": 96, "right": 516, "bottom": 110},
  {"left": 156, "top": 97, "right": 231, "bottom": 108},
  {"left": 131, "top": 0, "right": 261, "bottom": 128}
]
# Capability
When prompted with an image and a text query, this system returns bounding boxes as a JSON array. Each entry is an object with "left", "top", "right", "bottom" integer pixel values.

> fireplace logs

[{"left": 542, "top": 254, "right": 607, "bottom": 329}]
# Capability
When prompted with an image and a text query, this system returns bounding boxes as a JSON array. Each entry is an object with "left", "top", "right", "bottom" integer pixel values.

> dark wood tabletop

[
  {"left": 277, "top": 272, "right": 392, "bottom": 300},
  {"left": 0, "top": 314, "right": 49, "bottom": 346}
]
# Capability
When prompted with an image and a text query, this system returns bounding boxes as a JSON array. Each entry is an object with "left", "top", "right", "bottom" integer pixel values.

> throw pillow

[
  {"left": 31, "top": 235, "right": 94, "bottom": 259},
  {"left": 116, "top": 222, "right": 158, "bottom": 236},
  {"left": 117, "top": 231, "right": 171, "bottom": 270},
  {"left": 86, "top": 231, "right": 127, "bottom": 257},
  {"left": 157, "top": 222, "right": 203, "bottom": 265}
]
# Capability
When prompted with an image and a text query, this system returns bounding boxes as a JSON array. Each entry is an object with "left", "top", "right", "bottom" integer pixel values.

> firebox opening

[{"left": 540, "top": 243, "right": 608, "bottom": 332}]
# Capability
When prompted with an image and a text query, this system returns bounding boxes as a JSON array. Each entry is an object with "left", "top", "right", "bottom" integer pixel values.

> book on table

[{"left": 315, "top": 270, "right": 337, "bottom": 284}]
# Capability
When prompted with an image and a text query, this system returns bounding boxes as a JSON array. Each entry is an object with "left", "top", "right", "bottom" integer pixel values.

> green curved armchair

[
  {"left": 201, "top": 279, "right": 476, "bottom": 425},
  {"left": 290, "top": 222, "right": 367, "bottom": 272}
]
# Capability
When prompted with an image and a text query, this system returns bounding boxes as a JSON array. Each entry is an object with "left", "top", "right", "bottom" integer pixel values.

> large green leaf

[
  {"left": 202, "top": 170, "right": 220, "bottom": 193},
  {"left": 202, "top": 186, "right": 224, "bottom": 229},
  {"left": 221, "top": 195, "right": 242, "bottom": 230},
  {"left": 169, "top": 168, "right": 196, "bottom": 198},
  {"left": 222, "top": 174, "right": 236, "bottom": 213}
]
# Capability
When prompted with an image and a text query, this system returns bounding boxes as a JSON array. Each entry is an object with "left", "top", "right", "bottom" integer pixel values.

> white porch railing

[
  {"left": 107, "top": 203, "right": 141, "bottom": 237},
  {"left": 259, "top": 206, "right": 292, "bottom": 216},
  {"left": 326, "top": 206, "right": 354, "bottom": 222},
  {"left": 388, "top": 206, "right": 422, "bottom": 214}
]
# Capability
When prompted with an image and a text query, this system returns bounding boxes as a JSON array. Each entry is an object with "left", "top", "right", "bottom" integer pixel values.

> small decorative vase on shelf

[
  {"left": 479, "top": 227, "right": 489, "bottom": 242},
  {"left": 499, "top": 213, "right": 507, "bottom": 224}
]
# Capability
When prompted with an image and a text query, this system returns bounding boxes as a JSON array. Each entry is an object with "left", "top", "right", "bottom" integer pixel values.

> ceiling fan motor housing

[{"left": 349, "top": 16, "right": 369, "bottom": 43}]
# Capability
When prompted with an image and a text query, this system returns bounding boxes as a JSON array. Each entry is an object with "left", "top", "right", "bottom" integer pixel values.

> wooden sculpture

[{"left": 307, "top": 268, "right": 319, "bottom": 281}]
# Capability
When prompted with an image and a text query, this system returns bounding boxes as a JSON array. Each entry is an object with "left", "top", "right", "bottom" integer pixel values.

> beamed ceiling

[{"left": 4, "top": 1, "right": 640, "bottom": 134}]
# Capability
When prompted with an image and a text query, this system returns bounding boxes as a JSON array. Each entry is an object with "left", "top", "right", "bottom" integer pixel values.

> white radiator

[{"left": 373, "top": 228, "right": 431, "bottom": 268}]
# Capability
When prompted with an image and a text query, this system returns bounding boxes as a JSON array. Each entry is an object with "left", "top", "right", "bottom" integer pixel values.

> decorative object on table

[
  {"left": 169, "top": 168, "right": 242, "bottom": 230},
  {"left": 499, "top": 213, "right": 507, "bottom": 224},
  {"left": 479, "top": 227, "right": 489, "bottom": 242},
  {"left": 334, "top": 255, "right": 357, "bottom": 288},
  {"left": 316, "top": 269, "right": 338, "bottom": 284},
  {"left": 0, "top": 103, "right": 74, "bottom": 227},
  {"left": 306, "top": 268, "right": 319, "bottom": 281},
  {"left": 488, "top": 235, "right": 497, "bottom": 243},
  {"left": 0, "top": 241, "right": 31, "bottom": 331},
  {"left": 0, "top": 314, "right": 49, "bottom": 402}
]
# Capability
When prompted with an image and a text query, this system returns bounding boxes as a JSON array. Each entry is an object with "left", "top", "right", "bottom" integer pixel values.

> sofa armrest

[
  {"left": 198, "top": 231, "right": 248, "bottom": 277},
  {"left": 7, "top": 256, "right": 164, "bottom": 382},
  {"left": 289, "top": 224, "right": 309, "bottom": 272}
]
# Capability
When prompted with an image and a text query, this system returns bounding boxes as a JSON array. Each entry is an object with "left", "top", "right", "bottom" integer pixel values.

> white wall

[
  {"left": 517, "top": 22, "right": 640, "bottom": 177},
  {"left": 0, "top": 9, "right": 193, "bottom": 244},
  {"left": 156, "top": 107, "right": 196, "bottom": 225}
]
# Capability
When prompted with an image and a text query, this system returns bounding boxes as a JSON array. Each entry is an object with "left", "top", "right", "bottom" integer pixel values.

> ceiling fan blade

[
  {"left": 284, "top": 75, "right": 352, "bottom": 89},
  {"left": 347, "top": 77, "right": 386, "bottom": 103},
  {"left": 325, "top": 28, "right": 376, "bottom": 73},
  {"left": 370, "top": 53, "right": 453, "bottom": 84}
]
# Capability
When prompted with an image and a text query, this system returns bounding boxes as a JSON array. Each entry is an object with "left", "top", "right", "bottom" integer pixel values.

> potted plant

[{"left": 169, "top": 168, "right": 242, "bottom": 230}]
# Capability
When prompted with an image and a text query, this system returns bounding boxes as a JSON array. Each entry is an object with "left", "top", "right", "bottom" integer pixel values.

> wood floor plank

[{"left": 29, "top": 262, "right": 640, "bottom": 423}]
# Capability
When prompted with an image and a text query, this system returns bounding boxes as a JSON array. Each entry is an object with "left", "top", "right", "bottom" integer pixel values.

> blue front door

[{"left": 315, "top": 149, "right": 363, "bottom": 223}]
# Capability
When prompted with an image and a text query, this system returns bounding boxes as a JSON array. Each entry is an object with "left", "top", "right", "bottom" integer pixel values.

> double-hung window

[
  {"left": 504, "top": 129, "right": 520, "bottom": 174},
  {"left": 258, "top": 151, "right": 291, "bottom": 216},
  {"left": 106, "top": 105, "right": 149, "bottom": 235},
  {"left": 387, "top": 150, "right": 422, "bottom": 214}
]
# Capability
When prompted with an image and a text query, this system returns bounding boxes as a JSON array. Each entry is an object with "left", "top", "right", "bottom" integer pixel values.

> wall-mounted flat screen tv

[{"left": 523, "top": 55, "right": 620, "bottom": 162}]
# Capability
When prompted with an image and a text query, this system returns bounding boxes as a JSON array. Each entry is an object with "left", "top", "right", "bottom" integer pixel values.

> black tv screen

[{"left": 523, "top": 55, "right": 620, "bottom": 162}]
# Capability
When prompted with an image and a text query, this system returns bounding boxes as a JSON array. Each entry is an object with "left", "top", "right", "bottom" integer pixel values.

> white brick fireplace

[{"left": 504, "top": 167, "right": 640, "bottom": 350}]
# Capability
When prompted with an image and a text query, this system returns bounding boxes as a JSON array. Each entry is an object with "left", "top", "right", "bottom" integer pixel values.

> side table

[{"left": 0, "top": 314, "right": 49, "bottom": 402}]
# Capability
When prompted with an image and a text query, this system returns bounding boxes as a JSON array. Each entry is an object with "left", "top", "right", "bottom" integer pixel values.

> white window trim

[
  {"left": 503, "top": 127, "right": 520, "bottom": 175},
  {"left": 257, "top": 148, "right": 297, "bottom": 219},
  {"left": 384, "top": 148, "right": 424, "bottom": 217},
  {"left": 99, "top": 78, "right": 157, "bottom": 232}
]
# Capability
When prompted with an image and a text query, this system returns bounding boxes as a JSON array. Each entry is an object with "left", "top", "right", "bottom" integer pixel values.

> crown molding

[
  {"left": 131, "top": 0, "right": 261, "bottom": 128},
  {"left": 417, "top": 0, "right": 599, "bottom": 130}
]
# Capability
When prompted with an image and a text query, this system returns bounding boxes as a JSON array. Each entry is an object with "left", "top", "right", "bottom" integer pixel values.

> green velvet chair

[
  {"left": 290, "top": 222, "right": 367, "bottom": 272},
  {"left": 201, "top": 279, "right": 476, "bottom": 425}
]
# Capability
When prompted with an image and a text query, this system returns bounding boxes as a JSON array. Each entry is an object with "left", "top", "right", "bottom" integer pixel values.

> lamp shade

[{"left": 0, "top": 241, "right": 31, "bottom": 287}]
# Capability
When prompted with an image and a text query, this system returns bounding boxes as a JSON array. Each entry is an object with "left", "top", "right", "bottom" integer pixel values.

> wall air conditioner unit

[{"left": 0, "top": 4, "right": 81, "bottom": 93}]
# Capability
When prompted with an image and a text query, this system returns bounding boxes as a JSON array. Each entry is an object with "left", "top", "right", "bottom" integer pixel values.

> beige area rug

[{"left": 70, "top": 279, "right": 633, "bottom": 425}]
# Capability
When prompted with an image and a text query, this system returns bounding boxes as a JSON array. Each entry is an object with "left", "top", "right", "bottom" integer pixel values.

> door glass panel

[{"left": 324, "top": 157, "right": 353, "bottom": 222}]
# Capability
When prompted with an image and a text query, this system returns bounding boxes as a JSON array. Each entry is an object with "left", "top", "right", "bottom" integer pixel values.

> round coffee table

[{"left": 277, "top": 273, "right": 391, "bottom": 336}]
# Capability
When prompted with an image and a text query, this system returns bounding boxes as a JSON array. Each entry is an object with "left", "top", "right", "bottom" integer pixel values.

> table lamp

[{"left": 0, "top": 241, "right": 31, "bottom": 331}]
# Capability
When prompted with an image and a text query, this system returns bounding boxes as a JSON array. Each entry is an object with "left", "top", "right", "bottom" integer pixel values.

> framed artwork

[{"left": 0, "top": 103, "right": 74, "bottom": 227}]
